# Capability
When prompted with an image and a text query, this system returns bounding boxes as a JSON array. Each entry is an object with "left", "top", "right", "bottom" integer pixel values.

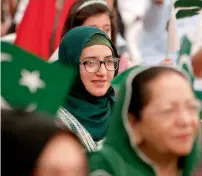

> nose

[
  {"left": 96, "top": 63, "right": 107, "bottom": 75},
  {"left": 177, "top": 109, "right": 198, "bottom": 127}
]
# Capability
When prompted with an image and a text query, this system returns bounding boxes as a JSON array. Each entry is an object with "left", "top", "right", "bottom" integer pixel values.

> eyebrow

[
  {"left": 81, "top": 56, "right": 98, "bottom": 61},
  {"left": 152, "top": 99, "right": 198, "bottom": 107},
  {"left": 103, "top": 24, "right": 111, "bottom": 28},
  {"left": 81, "top": 55, "right": 113, "bottom": 61},
  {"left": 104, "top": 55, "right": 113, "bottom": 59}
]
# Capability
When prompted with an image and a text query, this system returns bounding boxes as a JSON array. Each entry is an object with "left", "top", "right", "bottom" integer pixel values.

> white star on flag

[
  {"left": 19, "top": 69, "right": 46, "bottom": 93},
  {"left": 1, "top": 53, "right": 12, "bottom": 62}
]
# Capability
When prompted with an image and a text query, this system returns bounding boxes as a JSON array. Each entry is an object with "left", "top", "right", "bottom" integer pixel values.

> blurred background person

[
  {"left": 2, "top": 109, "right": 88, "bottom": 176},
  {"left": 1, "top": 0, "right": 18, "bottom": 37},
  {"left": 1, "top": 0, "right": 29, "bottom": 42},
  {"left": 119, "top": 0, "right": 173, "bottom": 65},
  {"left": 49, "top": 0, "right": 133, "bottom": 74}
]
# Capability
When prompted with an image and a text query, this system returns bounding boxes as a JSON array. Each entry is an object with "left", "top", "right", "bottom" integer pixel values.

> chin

[
  {"left": 91, "top": 90, "right": 107, "bottom": 97},
  {"left": 172, "top": 145, "right": 193, "bottom": 156}
]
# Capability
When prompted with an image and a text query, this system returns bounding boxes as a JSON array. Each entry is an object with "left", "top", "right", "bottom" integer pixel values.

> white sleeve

[{"left": 117, "top": 0, "right": 149, "bottom": 27}]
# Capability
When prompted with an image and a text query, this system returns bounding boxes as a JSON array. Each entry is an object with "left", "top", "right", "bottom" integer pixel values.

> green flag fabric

[
  {"left": 175, "top": 0, "right": 202, "bottom": 19},
  {"left": 111, "top": 66, "right": 143, "bottom": 92},
  {"left": 177, "top": 36, "right": 194, "bottom": 83},
  {"left": 1, "top": 41, "right": 77, "bottom": 115},
  {"left": 177, "top": 36, "right": 202, "bottom": 119}
]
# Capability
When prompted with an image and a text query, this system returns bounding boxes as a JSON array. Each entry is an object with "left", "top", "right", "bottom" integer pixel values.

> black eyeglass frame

[{"left": 80, "top": 58, "right": 119, "bottom": 73}]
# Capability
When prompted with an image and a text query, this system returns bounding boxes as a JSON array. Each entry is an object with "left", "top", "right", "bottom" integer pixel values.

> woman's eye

[
  {"left": 86, "top": 60, "right": 96, "bottom": 65},
  {"left": 187, "top": 104, "right": 198, "bottom": 112},
  {"left": 105, "top": 29, "right": 111, "bottom": 33},
  {"left": 106, "top": 59, "right": 114, "bottom": 63}
]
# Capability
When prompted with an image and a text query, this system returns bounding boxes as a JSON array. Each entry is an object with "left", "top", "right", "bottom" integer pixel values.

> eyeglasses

[{"left": 80, "top": 58, "right": 119, "bottom": 73}]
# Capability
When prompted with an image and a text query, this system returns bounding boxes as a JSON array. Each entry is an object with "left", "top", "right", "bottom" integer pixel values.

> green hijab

[
  {"left": 57, "top": 26, "right": 119, "bottom": 141},
  {"left": 89, "top": 66, "right": 201, "bottom": 176}
]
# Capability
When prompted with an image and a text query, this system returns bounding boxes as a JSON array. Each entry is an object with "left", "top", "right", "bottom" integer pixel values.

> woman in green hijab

[
  {"left": 89, "top": 66, "right": 201, "bottom": 176},
  {"left": 56, "top": 26, "right": 119, "bottom": 151}
]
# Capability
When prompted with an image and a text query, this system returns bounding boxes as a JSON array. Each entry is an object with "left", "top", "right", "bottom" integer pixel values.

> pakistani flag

[
  {"left": 1, "top": 41, "right": 77, "bottom": 115},
  {"left": 177, "top": 36, "right": 194, "bottom": 82},
  {"left": 177, "top": 36, "right": 202, "bottom": 119},
  {"left": 167, "top": 0, "right": 202, "bottom": 53},
  {"left": 175, "top": 0, "right": 202, "bottom": 19}
]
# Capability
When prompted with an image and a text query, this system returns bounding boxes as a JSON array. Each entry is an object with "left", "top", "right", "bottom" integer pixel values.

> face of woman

[
  {"left": 33, "top": 133, "right": 87, "bottom": 176},
  {"left": 80, "top": 45, "right": 116, "bottom": 97},
  {"left": 82, "top": 13, "right": 112, "bottom": 39},
  {"left": 131, "top": 73, "right": 199, "bottom": 156}
]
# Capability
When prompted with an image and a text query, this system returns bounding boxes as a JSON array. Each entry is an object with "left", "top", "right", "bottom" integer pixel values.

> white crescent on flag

[{"left": 1, "top": 96, "right": 12, "bottom": 110}]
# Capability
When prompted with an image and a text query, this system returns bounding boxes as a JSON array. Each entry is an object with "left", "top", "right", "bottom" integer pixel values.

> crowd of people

[{"left": 1, "top": 0, "right": 202, "bottom": 175}]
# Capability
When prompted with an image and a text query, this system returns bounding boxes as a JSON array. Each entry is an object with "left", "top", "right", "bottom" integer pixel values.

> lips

[
  {"left": 91, "top": 80, "right": 106, "bottom": 87},
  {"left": 176, "top": 133, "right": 192, "bottom": 140},
  {"left": 92, "top": 80, "right": 106, "bottom": 83}
]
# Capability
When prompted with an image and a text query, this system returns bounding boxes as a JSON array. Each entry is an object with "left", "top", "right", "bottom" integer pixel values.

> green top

[
  {"left": 88, "top": 66, "right": 201, "bottom": 176},
  {"left": 56, "top": 26, "right": 119, "bottom": 141}
]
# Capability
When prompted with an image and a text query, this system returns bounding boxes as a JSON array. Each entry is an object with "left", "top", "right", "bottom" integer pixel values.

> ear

[{"left": 128, "top": 113, "right": 143, "bottom": 145}]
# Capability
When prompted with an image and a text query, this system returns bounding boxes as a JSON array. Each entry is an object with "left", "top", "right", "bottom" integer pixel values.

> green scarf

[
  {"left": 57, "top": 26, "right": 119, "bottom": 141},
  {"left": 89, "top": 66, "right": 201, "bottom": 176}
]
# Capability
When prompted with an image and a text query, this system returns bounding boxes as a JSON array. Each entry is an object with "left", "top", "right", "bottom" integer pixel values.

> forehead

[
  {"left": 148, "top": 73, "right": 194, "bottom": 103},
  {"left": 83, "top": 13, "right": 111, "bottom": 26},
  {"left": 80, "top": 45, "right": 112, "bottom": 59}
]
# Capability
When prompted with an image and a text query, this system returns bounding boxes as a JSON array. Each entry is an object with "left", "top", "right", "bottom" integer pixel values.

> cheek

[
  {"left": 192, "top": 115, "right": 199, "bottom": 128},
  {"left": 142, "top": 123, "right": 167, "bottom": 139},
  {"left": 191, "top": 116, "right": 200, "bottom": 136},
  {"left": 141, "top": 123, "right": 174, "bottom": 153},
  {"left": 80, "top": 66, "right": 91, "bottom": 84},
  {"left": 102, "top": 28, "right": 111, "bottom": 39},
  {"left": 107, "top": 32, "right": 112, "bottom": 39},
  {"left": 108, "top": 71, "right": 115, "bottom": 81},
  {"left": 140, "top": 116, "right": 172, "bottom": 145}
]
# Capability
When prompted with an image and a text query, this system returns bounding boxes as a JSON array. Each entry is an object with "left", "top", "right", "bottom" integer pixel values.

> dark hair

[
  {"left": 113, "top": 0, "right": 125, "bottom": 38},
  {"left": 62, "top": 0, "right": 117, "bottom": 44},
  {"left": 128, "top": 67, "right": 187, "bottom": 120},
  {"left": 1, "top": 109, "right": 78, "bottom": 176}
]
